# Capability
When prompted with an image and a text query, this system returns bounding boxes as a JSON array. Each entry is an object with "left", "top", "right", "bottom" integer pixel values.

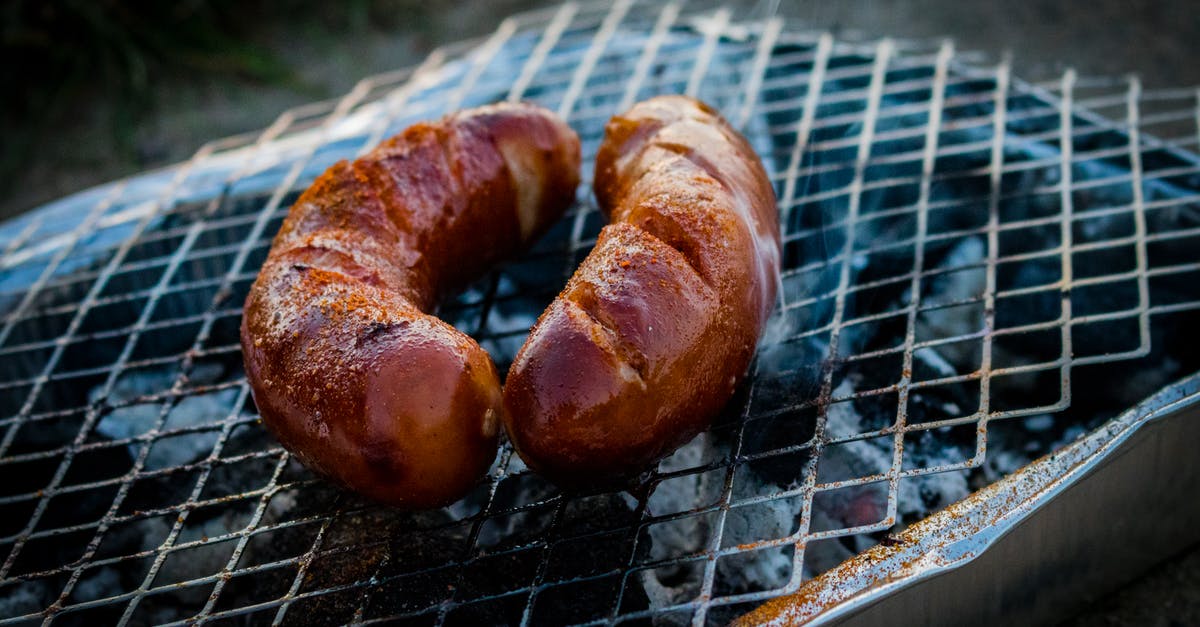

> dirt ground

[{"left": 3, "top": 1, "right": 1199, "bottom": 624}]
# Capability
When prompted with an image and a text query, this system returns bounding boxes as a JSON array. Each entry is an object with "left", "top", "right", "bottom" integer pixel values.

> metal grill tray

[{"left": 2, "top": 1, "right": 1199, "bottom": 625}]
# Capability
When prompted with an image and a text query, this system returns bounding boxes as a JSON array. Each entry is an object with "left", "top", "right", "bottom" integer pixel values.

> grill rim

[{"left": 736, "top": 372, "right": 1200, "bottom": 626}]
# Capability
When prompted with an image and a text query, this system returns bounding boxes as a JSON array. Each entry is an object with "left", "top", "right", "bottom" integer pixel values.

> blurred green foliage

[
  {"left": 3, "top": 1, "right": 269, "bottom": 169},
  {"left": 0, "top": 0, "right": 432, "bottom": 180}
]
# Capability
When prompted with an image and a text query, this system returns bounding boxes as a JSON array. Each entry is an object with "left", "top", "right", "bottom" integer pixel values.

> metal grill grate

[{"left": 2, "top": 1, "right": 1200, "bottom": 625}]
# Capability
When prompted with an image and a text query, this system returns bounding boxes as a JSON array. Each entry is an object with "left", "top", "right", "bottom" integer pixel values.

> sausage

[
  {"left": 503, "top": 95, "right": 780, "bottom": 484},
  {"left": 241, "top": 103, "right": 580, "bottom": 508}
]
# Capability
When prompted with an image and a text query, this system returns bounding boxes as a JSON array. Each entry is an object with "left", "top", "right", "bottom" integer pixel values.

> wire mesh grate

[{"left": 2, "top": 1, "right": 1200, "bottom": 625}]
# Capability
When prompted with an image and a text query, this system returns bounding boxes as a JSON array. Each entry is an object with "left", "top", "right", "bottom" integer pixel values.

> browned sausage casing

[
  {"left": 241, "top": 103, "right": 580, "bottom": 508},
  {"left": 503, "top": 95, "right": 780, "bottom": 484}
]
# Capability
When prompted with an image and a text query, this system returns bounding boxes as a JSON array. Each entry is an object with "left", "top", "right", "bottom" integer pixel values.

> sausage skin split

[
  {"left": 241, "top": 103, "right": 580, "bottom": 508},
  {"left": 504, "top": 95, "right": 781, "bottom": 484}
]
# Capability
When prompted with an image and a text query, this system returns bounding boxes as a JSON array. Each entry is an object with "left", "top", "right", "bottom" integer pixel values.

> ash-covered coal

[
  {"left": 638, "top": 433, "right": 792, "bottom": 616},
  {"left": 92, "top": 362, "right": 238, "bottom": 470}
]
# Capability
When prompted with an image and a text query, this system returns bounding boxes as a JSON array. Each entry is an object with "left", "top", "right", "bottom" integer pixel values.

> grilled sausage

[
  {"left": 503, "top": 95, "right": 780, "bottom": 484},
  {"left": 241, "top": 103, "right": 580, "bottom": 508}
]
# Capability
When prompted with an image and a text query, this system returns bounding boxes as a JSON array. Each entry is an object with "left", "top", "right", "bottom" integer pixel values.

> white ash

[
  {"left": 124, "top": 503, "right": 253, "bottom": 612},
  {"left": 718, "top": 496, "right": 796, "bottom": 591},
  {"left": 73, "top": 566, "right": 122, "bottom": 603},
  {"left": 640, "top": 434, "right": 722, "bottom": 612},
  {"left": 640, "top": 433, "right": 800, "bottom": 618},
  {"left": 94, "top": 401, "right": 160, "bottom": 443},
  {"left": 92, "top": 362, "right": 225, "bottom": 408},
  {"left": 979, "top": 417, "right": 1092, "bottom": 484},
  {"left": 755, "top": 301, "right": 824, "bottom": 378},
  {"left": 1024, "top": 414, "right": 1055, "bottom": 432},
  {"left": 914, "top": 346, "right": 958, "bottom": 380},
  {"left": 92, "top": 363, "right": 236, "bottom": 470},
  {"left": 143, "top": 389, "right": 239, "bottom": 470},
  {"left": 980, "top": 446, "right": 1030, "bottom": 485},
  {"left": 0, "top": 579, "right": 53, "bottom": 619},
  {"left": 915, "top": 237, "right": 990, "bottom": 367},
  {"left": 265, "top": 487, "right": 299, "bottom": 523}
]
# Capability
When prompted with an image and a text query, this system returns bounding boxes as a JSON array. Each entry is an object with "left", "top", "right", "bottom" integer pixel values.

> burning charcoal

[
  {"left": 975, "top": 415, "right": 1083, "bottom": 489},
  {"left": 1108, "top": 355, "right": 1183, "bottom": 410},
  {"left": 907, "top": 390, "right": 970, "bottom": 425},
  {"left": 1052, "top": 424, "right": 1088, "bottom": 449},
  {"left": 478, "top": 303, "right": 544, "bottom": 370}
]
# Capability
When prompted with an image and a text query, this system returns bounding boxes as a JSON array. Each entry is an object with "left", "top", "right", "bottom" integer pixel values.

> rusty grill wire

[{"left": 2, "top": 0, "right": 1200, "bottom": 625}]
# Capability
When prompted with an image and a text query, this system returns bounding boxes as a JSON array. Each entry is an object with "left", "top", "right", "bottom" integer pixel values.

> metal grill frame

[{"left": 1, "top": 1, "right": 1199, "bottom": 625}]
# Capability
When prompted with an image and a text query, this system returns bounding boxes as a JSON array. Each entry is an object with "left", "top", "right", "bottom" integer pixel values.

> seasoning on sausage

[
  {"left": 241, "top": 103, "right": 580, "bottom": 508},
  {"left": 503, "top": 95, "right": 780, "bottom": 485}
]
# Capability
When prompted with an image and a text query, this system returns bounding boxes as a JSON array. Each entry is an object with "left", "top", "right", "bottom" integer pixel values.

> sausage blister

[
  {"left": 241, "top": 103, "right": 580, "bottom": 508},
  {"left": 504, "top": 95, "right": 781, "bottom": 484}
]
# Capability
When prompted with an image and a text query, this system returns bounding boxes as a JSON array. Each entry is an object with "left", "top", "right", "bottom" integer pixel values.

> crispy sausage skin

[
  {"left": 241, "top": 103, "right": 580, "bottom": 508},
  {"left": 503, "top": 96, "right": 780, "bottom": 484}
]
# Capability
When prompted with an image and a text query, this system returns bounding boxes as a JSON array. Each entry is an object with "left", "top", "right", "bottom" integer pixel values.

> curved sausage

[
  {"left": 241, "top": 103, "right": 580, "bottom": 508},
  {"left": 503, "top": 95, "right": 780, "bottom": 484}
]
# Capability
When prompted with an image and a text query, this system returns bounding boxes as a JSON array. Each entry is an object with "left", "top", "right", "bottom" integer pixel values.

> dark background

[
  {"left": 2, "top": 1, "right": 1198, "bottom": 624},
  {"left": 3, "top": 0, "right": 1198, "bottom": 222}
]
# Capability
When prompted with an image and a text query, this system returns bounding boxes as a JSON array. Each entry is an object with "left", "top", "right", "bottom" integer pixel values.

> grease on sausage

[
  {"left": 241, "top": 103, "right": 580, "bottom": 508},
  {"left": 503, "top": 95, "right": 780, "bottom": 484}
]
